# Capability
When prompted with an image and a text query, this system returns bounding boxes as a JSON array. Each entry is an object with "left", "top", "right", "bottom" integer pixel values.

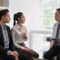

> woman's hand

[{"left": 21, "top": 32, "right": 27, "bottom": 40}]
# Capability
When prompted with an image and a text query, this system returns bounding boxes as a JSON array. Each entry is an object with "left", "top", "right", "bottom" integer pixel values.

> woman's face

[{"left": 18, "top": 14, "right": 26, "bottom": 24}]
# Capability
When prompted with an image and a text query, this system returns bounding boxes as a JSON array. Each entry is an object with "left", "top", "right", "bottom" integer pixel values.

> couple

[{"left": 0, "top": 9, "right": 39, "bottom": 60}]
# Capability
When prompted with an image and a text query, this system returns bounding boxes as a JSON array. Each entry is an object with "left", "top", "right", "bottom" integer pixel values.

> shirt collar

[{"left": 1, "top": 25, "right": 6, "bottom": 29}]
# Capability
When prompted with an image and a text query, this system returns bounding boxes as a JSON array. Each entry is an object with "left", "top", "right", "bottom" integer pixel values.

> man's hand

[{"left": 9, "top": 51, "right": 19, "bottom": 57}]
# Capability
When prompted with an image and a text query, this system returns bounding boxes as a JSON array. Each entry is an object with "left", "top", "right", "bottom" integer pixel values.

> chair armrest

[{"left": 46, "top": 37, "right": 57, "bottom": 41}]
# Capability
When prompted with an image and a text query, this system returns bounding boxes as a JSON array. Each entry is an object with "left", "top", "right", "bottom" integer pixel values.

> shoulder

[
  {"left": 11, "top": 25, "right": 17, "bottom": 32},
  {"left": 6, "top": 25, "right": 11, "bottom": 32},
  {"left": 53, "top": 23, "right": 57, "bottom": 27},
  {"left": 6, "top": 25, "right": 10, "bottom": 30},
  {"left": 54, "top": 23, "right": 57, "bottom": 26},
  {"left": 11, "top": 25, "right": 17, "bottom": 30}
]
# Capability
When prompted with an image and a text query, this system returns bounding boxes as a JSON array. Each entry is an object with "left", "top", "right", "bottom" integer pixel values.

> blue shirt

[{"left": 1, "top": 25, "right": 9, "bottom": 49}]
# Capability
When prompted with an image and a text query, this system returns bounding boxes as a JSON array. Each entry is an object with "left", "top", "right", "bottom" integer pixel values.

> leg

[
  {"left": 56, "top": 46, "right": 60, "bottom": 60},
  {"left": 43, "top": 45, "right": 58, "bottom": 60},
  {"left": 30, "top": 50, "right": 39, "bottom": 58},
  {"left": 57, "top": 53, "right": 60, "bottom": 60},
  {"left": 20, "top": 51, "right": 33, "bottom": 60},
  {"left": 15, "top": 47, "right": 30, "bottom": 60},
  {"left": 19, "top": 53, "right": 29, "bottom": 60},
  {"left": 6, "top": 55, "right": 15, "bottom": 60}
]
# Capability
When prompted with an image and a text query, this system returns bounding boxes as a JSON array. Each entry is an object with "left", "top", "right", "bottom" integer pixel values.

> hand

[
  {"left": 21, "top": 32, "right": 27, "bottom": 40},
  {"left": 9, "top": 51, "right": 19, "bottom": 57},
  {"left": 14, "top": 51, "right": 19, "bottom": 56}
]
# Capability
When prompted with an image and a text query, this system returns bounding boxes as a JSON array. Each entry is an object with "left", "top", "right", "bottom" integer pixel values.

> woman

[{"left": 11, "top": 12, "right": 39, "bottom": 60}]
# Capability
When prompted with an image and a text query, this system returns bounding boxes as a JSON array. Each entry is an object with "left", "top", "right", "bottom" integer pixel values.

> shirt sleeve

[
  {"left": 11, "top": 28, "right": 25, "bottom": 49},
  {"left": 52, "top": 24, "right": 56, "bottom": 38}
]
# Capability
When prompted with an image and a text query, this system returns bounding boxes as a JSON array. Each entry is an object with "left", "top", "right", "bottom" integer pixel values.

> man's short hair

[
  {"left": 0, "top": 9, "right": 9, "bottom": 20},
  {"left": 56, "top": 8, "right": 60, "bottom": 13}
]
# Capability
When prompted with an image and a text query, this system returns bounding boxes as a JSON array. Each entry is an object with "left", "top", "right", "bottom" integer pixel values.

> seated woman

[{"left": 11, "top": 12, "right": 39, "bottom": 60}]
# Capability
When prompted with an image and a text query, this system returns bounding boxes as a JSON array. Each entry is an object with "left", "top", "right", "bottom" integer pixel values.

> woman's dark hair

[
  {"left": 13, "top": 12, "right": 23, "bottom": 25},
  {"left": 0, "top": 9, "right": 9, "bottom": 20}
]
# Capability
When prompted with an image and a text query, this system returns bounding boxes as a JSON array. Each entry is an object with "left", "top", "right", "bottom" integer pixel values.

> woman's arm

[{"left": 11, "top": 28, "right": 26, "bottom": 50}]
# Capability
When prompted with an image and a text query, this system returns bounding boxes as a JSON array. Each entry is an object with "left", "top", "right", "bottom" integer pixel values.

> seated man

[
  {"left": 0, "top": 9, "right": 28, "bottom": 60},
  {"left": 44, "top": 8, "right": 60, "bottom": 60}
]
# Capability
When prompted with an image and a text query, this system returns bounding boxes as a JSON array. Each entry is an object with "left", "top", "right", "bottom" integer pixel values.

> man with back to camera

[{"left": 44, "top": 8, "right": 60, "bottom": 60}]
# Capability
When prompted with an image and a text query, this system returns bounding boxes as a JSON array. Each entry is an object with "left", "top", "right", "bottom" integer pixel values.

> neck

[{"left": 0, "top": 20, "right": 6, "bottom": 26}]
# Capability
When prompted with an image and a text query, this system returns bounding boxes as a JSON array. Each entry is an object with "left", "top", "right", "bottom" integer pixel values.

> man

[
  {"left": 44, "top": 8, "right": 60, "bottom": 60},
  {"left": 0, "top": 9, "right": 19, "bottom": 60},
  {"left": 0, "top": 9, "right": 28, "bottom": 60}
]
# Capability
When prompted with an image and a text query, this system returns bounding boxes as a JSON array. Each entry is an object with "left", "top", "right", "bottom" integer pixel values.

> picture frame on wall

[{"left": 0, "top": 0, "right": 9, "bottom": 7}]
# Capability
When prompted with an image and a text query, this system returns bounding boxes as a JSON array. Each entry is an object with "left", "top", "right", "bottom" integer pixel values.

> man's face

[
  {"left": 55, "top": 11, "right": 60, "bottom": 22},
  {"left": 2, "top": 12, "right": 10, "bottom": 23}
]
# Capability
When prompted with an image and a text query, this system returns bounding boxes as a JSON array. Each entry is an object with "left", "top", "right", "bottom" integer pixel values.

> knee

[
  {"left": 43, "top": 52, "right": 49, "bottom": 59},
  {"left": 33, "top": 53, "right": 39, "bottom": 58},
  {"left": 20, "top": 54, "right": 28, "bottom": 60},
  {"left": 7, "top": 55, "right": 15, "bottom": 60}
]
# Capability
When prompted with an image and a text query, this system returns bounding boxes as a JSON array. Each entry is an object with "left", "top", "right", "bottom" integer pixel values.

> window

[
  {"left": 42, "top": 0, "right": 60, "bottom": 30},
  {"left": 29, "top": 0, "right": 60, "bottom": 59}
]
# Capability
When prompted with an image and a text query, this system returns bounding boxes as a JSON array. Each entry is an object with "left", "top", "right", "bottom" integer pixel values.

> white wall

[{"left": 9, "top": 0, "right": 43, "bottom": 31}]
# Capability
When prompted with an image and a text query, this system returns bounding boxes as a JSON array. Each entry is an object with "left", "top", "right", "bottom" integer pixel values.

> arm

[
  {"left": 0, "top": 26, "right": 9, "bottom": 54},
  {"left": 11, "top": 28, "right": 26, "bottom": 50},
  {"left": 11, "top": 28, "right": 32, "bottom": 52},
  {"left": 50, "top": 24, "right": 56, "bottom": 47}
]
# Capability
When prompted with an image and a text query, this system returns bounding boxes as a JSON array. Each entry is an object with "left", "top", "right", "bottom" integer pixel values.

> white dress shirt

[
  {"left": 11, "top": 24, "right": 27, "bottom": 49},
  {"left": 1, "top": 25, "right": 9, "bottom": 49},
  {"left": 51, "top": 22, "right": 60, "bottom": 46},
  {"left": 52, "top": 22, "right": 60, "bottom": 39}
]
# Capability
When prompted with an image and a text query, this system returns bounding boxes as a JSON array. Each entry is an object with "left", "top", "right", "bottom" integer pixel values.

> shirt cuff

[{"left": 7, "top": 50, "right": 12, "bottom": 55}]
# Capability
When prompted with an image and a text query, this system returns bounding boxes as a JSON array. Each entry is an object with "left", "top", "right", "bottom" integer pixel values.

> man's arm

[{"left": 7, "top": 26, "right": 15, "bottom": 51}]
